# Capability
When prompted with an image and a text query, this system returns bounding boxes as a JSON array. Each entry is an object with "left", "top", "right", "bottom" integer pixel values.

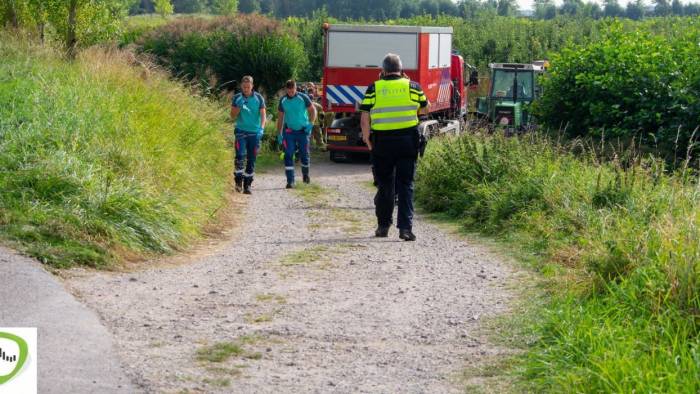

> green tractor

[{"left": 476, "top": 62, "right": 547, "bottom": 132}]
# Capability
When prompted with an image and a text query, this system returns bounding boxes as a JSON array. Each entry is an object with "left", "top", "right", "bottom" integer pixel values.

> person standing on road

[
  {"left": 360, "top": 53, "right": 428, "bottom": 241},
  {"left": 276, "top": 80, "right": 317, "bottom": 188},
  {"left": 230, "top": 75, "right": 266, "bottom": 194},
  {"left": 305, "top": 82, "right": 326, "bottom": 150}
]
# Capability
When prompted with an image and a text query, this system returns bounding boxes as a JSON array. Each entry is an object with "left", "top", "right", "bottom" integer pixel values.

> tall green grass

[
  {"left": 416, "top": 132, "right": 700, "bottom": 391},
  {"left": 0, "top": 37, "right": 231, "bottom": 268}
]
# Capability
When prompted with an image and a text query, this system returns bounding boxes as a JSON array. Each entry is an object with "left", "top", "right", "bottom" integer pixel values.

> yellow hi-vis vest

[{"left": 369, "top": 78, "right": 420, "bottom": 131}]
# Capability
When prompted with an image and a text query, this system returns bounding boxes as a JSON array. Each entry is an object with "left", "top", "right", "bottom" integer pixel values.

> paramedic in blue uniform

[
  {"left": 230, "top": 75, "right": 266, "bottom": 194},
  {"left": 276, "top": 80, "right": 317, "bottom": 188},
  {"left": 360, "top": 53, "right": 429, "bottom": 241}
]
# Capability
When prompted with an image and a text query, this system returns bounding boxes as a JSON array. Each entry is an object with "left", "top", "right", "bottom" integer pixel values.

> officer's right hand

[{"left": 362, "top": 134, "right": 372, "bottom": 151}]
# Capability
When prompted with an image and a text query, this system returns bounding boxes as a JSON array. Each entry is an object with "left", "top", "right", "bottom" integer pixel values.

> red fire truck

[{"left": 321, "top": 23, "right": 470, "bottom": 162}]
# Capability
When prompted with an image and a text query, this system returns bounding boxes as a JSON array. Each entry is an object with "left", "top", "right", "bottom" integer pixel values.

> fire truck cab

[{"left": 322, "top": 24, "right": 467, "bottom": 162}]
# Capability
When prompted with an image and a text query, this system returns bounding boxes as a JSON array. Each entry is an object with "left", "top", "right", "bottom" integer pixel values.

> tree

[
  {"left": 27, "top": 0, "right": 48, "bottom": 41},
  {"left": 1, "top": 0, "right": 24, "bottom": 28},
  {"left": 534, "top": 0, "right": 557, "bottom": 19},
  {"left": 654, "top": 0, "right": 671, "bottom": 15},
  {"left": 171, "top": 0, "right": 206, "bottom": 12},
  {"left": 603, "top": 0, "right": 623, "bottom": 16},
  {"left": 42, "top": 0, "right": 132, "bottom": 57},
  {"left": 497, "top": 0, "right": 517, "bottom": 16},
  {"left": 400, "top": 1, "right": 419, "bottom": 17},
  {"left": 671, "top": 0, "right": 683, "bottom": 15},
  {"left": 129, "top": 0, "right": 155, "bottom": 14},
  {"left": 238, "top": 0, "right": 260, "bottom": 13},
  {"left": 437, "top": 0, "right": 460, "bottom": 15},
  {"left": 625, "top": 0, "right": 645, "bottom": 19},
  {"left": 458, "top": 0, "right": 482, "bottom": 18},
  {"left": 685, "top": 2, "right": 700, "bottom": 15},
  {"left": 419, "top": 0, "right": 439, "bottom": 16},
  {"left": 210, "top": 0, "right": 238, "bottom": 14},
  {"left": 580, "top": 1, "right": 602, "bottom": 17},
  {"left": 154, "top": 0, "right": 173, "bottom": 16},
  {"left": 560, "top": 0, "right": 583, "bottom": 15}
]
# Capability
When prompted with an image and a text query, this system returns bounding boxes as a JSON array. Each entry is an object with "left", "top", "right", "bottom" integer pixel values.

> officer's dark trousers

[{"left": 372, "top": 130, "right": 418, "bottom": 230}]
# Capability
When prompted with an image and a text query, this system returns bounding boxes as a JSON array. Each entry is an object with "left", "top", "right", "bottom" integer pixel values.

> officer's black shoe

[
  {"left": 399, "top": 229, "right": 416, "bottom": 241},
  {"left": 286, "top": 183, "right": 294, "bottom": 189},
  {"left": 234, "top": 178, "right": 242, "bottom": 193},
  {"left": 303, "top": 174, "right": 310, "bottom": 184},
  {"left": 375, "top": 226, "right": 390, "bottom": 237},
  {"left": 243, "top": 186, "right": 252, "bottom": 194}
]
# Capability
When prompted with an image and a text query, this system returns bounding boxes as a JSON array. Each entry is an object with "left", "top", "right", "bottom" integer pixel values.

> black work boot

[
  {"left": 243, "top": 178, "right": 252, "bottom": 195},
  {"left": 286, "top": 182, "right": 294, "bottom": 189},
  {"left": 375, "top": 225, "right": 389, "bottom": 237},
  {"left": 303, "top": 174, "right": 310, "bottom": 184},
  {"left": 235, "top": 178, "right": 243, "bottom": 193},
  {"left": 399, "top": 229, "right": 416, "bottom": 241}
]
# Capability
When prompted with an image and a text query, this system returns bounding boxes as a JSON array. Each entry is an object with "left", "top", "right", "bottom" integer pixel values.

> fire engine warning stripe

[
  {"left": 327, "top": 85, "right": 351, "bottom": 104},
  {"left": 326, "top": 85, "right": 368, "bottom": 105},
  {"left": 336, "top": 86, "right": 360, "bottom": 103},
  {"left": 326, "top": 87, "right": 346, "bottom": 104},
  {"left": 349, "top": 85, "right": 366, "bottom": 99}
]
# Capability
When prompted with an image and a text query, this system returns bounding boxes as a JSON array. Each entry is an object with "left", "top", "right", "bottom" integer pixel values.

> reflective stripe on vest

[{"left": 371, "top": 78, "right": 419, "bottom": 131}]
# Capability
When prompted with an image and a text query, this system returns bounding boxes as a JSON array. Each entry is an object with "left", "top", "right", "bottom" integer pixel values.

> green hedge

[
  {"left": 535, "top": 21, "right": 700, "bottom": 158},
  {"left": 137, "top": 14, "right": 306, "bottom": 95}
]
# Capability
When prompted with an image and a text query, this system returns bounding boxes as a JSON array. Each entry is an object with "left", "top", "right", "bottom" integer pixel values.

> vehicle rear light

[{"left": 327, "top": 128, "right": 342, "bottom": 134}]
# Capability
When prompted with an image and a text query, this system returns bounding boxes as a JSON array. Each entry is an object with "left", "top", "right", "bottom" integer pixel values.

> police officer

[
  {"left": 360, "top": 53, "right": 428, "bottom": 241},
  {"left": 230, "top": 75, "right": 266, "bottom": 194},
  {"left": 276, "top": 80, "right": 317, "bottom": 188}
]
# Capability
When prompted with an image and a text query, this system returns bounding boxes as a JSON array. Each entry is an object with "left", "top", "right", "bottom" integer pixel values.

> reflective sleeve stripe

[
  {"left": 361, "top": 97, "right": 375, "bottom": 106},
  {"left": 372, "top": 115, "right": 418, "bottom": 124},
  {"left": 370, "top": 105, "right": 419, "bottom": 115},
  {"left": 410, "top": 92, "right": 426, "bottom": 102}
]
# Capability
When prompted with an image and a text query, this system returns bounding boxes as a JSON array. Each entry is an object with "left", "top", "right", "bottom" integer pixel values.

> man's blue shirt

[
  {"left": 278, "top": 93, "right": 312, "bottom": 132},
  {"left": 232, "top": 91, "right": 265, "bottom": 134}
]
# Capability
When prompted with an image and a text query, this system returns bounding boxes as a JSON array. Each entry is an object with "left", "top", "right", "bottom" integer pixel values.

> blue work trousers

[
  {"left": 234, "top": 130, "right": 261, "bottom": 183},
  {"left": 283, "top": 129, "right": 310, "bottom": 184}
]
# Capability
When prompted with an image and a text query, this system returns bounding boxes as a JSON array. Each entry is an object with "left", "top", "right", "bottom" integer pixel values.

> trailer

[{"left": 321, "top": 24, "right": 470, "bottom": 162}]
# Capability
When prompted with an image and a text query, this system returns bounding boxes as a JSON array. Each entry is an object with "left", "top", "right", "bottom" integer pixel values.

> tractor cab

[{"left": 476, "top": 62, "right": 547, "bottom": 130}]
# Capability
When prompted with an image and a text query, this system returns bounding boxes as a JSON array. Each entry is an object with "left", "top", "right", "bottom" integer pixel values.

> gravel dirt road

[{"left": 64, "top": 156, "right": 524, "bottom": 393}]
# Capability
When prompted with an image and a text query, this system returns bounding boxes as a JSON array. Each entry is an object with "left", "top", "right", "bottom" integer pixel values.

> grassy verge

[
  {"left": 0, "top": 37, "right": 231, "bottom": 268},
  {"left": 416, "top": 132, "right": 700, "bottom": 392}
]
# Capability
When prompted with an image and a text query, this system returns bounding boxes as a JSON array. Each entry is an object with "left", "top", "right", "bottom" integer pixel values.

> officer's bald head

[{"left": 382, "top": 53, "right": 402, "bottom": 74}]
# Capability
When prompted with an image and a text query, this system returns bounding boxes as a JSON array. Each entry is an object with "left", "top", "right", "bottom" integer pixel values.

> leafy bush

[
  {"left": 137, "top": 14, "right": 306, "bottom": 95},
  {"left": 0, "top": 37, "right": 230, "bottom": 268},
  {"left": 535, "top": 22, "right": 700, "bottom": 158}
]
